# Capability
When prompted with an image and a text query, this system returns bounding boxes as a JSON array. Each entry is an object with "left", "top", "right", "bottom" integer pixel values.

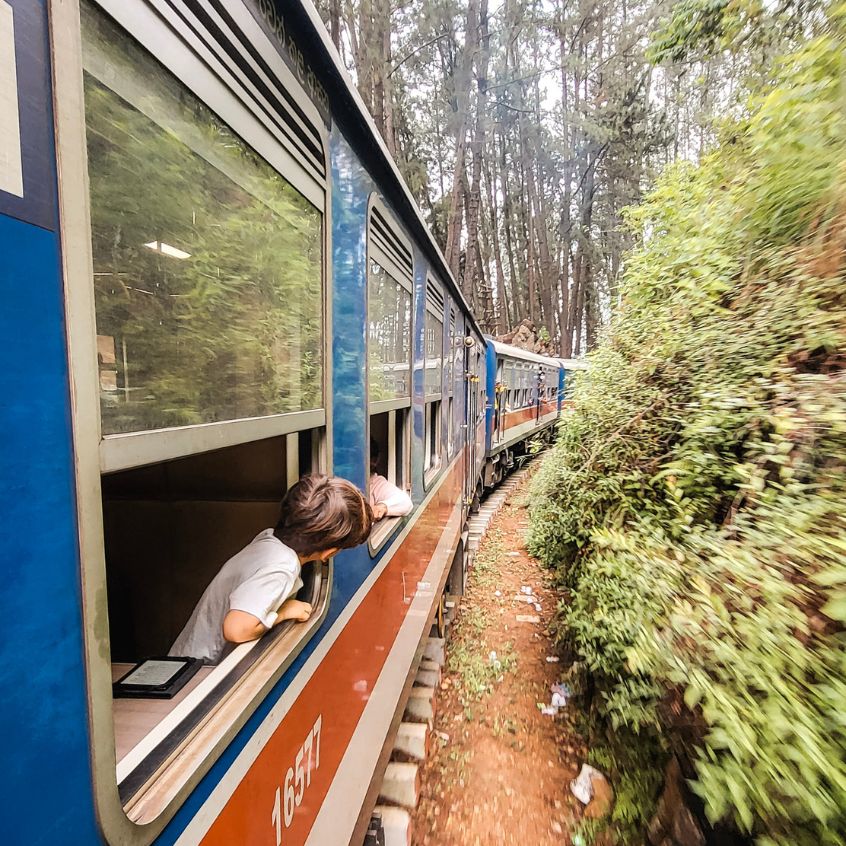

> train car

[
  {"left": 558, "top": 357, "right": 590, "bottom": 410},
  {"left": 0, "top": 1, "right": 489, "bottom": 845},
  {"left": 482, "top": 340, "right": 563, "bottom": 488}
]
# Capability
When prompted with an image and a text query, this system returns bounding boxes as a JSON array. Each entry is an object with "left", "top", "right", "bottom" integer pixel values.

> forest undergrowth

[{"left": 528, "top": 7, "right": 846, "bottom": 845}]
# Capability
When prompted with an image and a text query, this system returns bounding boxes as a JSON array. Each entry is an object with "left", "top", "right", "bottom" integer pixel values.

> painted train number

[{"left": 271, "top": 714, "right": 323, "bottom": 844}]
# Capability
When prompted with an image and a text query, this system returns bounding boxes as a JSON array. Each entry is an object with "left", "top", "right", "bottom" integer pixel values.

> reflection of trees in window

[
  {"left": 445, "top": 314, "right": 454, "bottom": 390},
  {"left": 82, "top": 5, "right": 323, "bottom": 436},
  {"left": 368, "top": 261, "right": 411, "bottom": 401},
  {"left": 424, "top": 312, "right": 443, "bottom": 396}
]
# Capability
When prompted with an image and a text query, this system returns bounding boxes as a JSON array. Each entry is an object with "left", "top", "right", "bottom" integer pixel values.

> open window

[
  {"left": 105, "top": 429, "right": 327, "bottom": 804},
  {"left": 59, "top": 0, "right": 331, "bottom": 834},
  {"left": 368, "top": 408, "right": 412, "bottom": 550},
  {"left": 367, "top": 203, "right": 414, "bottom": 548},
  {"left": 424, "top": 276, "right": 445, "bottom": 483}
]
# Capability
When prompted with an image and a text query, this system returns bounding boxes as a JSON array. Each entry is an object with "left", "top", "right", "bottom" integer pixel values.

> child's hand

[{"left": 277, "top": 599, "right": 313, "bottom": 623}]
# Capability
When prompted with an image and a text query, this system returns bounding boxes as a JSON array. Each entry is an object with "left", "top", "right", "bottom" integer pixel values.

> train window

[
  {"left": 367, "top": 204, "right": 413, "bottom": 548},
  {"left": 104, "top": 428, "right": 328, "bottom": 822},
  {"left": 83, "top": 2, "right": 324, "bottom": 455},
  {"left": 447, "top": 396, "right": 456, "bottom": 457},
  {"left": 425, "top": 399, "right": 442, "bottom": 475},
  {"left": 59, "top": 0, "right": 332, "bottom": 835},
  {"left": 368, "top": 205, "right": 413, "bottom": 403},
  {"left": 424, "top": 277, "right": 445, "bottom": 482},
  {"left": 369, "top": 408, "right": 412, "bottom": 551},
  {"left": 368, "top": 262, "right": 412, "bottom": 400},
  {"left": 425, "top": 283, "right": 444, "bottom": 398}
]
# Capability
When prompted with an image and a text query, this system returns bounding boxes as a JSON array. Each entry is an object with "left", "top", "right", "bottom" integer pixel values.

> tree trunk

[
  {"left": 461, "top": 0, "right": 490, "bottom": 310},
  {"left": 444, "top": 0, "right": 481, "bottom": 279}
]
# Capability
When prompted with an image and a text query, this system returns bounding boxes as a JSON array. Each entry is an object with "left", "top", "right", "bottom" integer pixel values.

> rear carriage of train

[
  {"left": 482, "top": 340, "right": 562, "bottom": 487},
  {"left": 0, "top": 1, "right": 487, "bottom": 844},
  {"left": 558, "top": 357, "right": 589, "bottom": 409}
]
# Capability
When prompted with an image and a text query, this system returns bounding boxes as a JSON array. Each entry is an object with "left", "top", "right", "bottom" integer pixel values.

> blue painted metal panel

[
  {"left": 558, "top": 365, "right": 566, "bottom": 412},
  {"left": 484, "top": 342, "right": 497, "bottom": 455},
  {"left": 0, "top": 213, "right": 100, "bottom": 843}
]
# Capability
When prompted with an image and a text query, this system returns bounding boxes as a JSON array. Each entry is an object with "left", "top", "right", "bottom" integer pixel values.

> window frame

[
  {"left": 424, "top": 397, "right": 443, "bottom": 481},
  {"left": 423, "top": 275, "right": 445, "bottom": 487},
  {"left": 366, "top": 198, "right": 414, "bottom": 553},
  {"left": 51, "top": 0, "right": 333, "bottom": 841},
  {"left": 367, "top": 406, "right": 412, "bottom": 554},
  {"left": 366, "top": 198, "right": 414, "bottom": 411},
  {"left": 84, "top": 0, "right": 330, "bottom": 470}
]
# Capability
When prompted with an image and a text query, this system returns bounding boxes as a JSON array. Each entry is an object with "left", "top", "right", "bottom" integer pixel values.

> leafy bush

[{"left": 529, "top": 13, "right": 846, "bottom": 845}]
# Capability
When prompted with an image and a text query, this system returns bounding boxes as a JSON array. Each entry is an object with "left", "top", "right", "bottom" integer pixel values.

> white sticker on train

[{"left": 0, "top": 1, "right": 23, "bottom": 198}]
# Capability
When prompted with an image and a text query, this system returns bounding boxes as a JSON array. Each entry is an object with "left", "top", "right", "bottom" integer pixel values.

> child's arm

[
  {"left": 222, "top": 600, "right": 313, "bottom": 644},
  {"left": 222, "top": 609, "right": 270, "bottom": 644},
  {"left": 370, "top": 475, "right": 413, "bottom": 518}
]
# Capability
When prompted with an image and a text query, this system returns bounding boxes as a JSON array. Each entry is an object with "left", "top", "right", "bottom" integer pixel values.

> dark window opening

[
  {"left": 425, "top": 399, "right": 442, "bottom": 476},
  {"left": 102, "top": 431, "right": 326, "bottom": 812},
  {"left": 368, "top": 409, "right": 412, "bottom": 550}
]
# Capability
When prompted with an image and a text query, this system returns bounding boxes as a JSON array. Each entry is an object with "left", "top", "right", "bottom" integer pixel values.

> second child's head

[{"left": 274, "top": 474, "right": 373, "bottom": 562}]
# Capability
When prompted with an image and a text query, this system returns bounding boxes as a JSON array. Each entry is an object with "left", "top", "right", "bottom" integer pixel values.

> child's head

[{"left": 274, "top": 474, "right": 373, "bottom": 561}]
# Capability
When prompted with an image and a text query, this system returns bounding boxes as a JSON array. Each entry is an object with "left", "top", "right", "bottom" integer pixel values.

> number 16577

[{"left": 271, "top": 714, "right": 323, "bottom": 844}]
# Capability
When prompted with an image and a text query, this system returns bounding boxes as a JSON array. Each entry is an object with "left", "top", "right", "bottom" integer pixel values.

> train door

[{"left": 494, "top": 359, "right": 506, "bottom": 445}]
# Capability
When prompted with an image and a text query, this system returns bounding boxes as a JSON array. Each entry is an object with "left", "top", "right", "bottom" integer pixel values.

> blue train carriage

[
  {"left": 482, "top": 339, "right": 563, "bottom": 489},
  {"left": 0, "top": 0, "right": 488, "bottom": 844},
  {"left": 557, "top": 357, "right": 590, "bottom": 411}
]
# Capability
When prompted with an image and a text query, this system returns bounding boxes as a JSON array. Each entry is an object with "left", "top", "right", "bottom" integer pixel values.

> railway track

[{"left": 367, "top": 460, "right": 542, "bottom": 846}]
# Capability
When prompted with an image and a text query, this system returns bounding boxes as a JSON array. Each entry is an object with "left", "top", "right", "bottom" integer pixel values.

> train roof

[
  {"left": 558, "top": 358, "right": 590, "bottom": 370},
  {"left": 286, "top": 0, "right": 486, "bottom": 343},
  {"left": 488, "top": 339, "right": 563, "bottom": 367}
]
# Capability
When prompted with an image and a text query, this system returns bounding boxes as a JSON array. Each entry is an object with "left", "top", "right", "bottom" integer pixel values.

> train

[{"left": 0, "top": 1, "right": 581, "bottom": 844}]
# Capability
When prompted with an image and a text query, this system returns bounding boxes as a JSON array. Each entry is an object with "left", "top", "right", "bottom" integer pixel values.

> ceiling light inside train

[{"left": 143, "top": 240, "right": 192, "bottom": 260}]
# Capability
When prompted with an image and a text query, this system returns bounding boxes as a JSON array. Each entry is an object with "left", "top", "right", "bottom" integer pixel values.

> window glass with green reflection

[
  {"left": 81, "top": 1, "right": 323, "bottom": 437},
  {"left": 424, "top": 312, "right": 443, "bottom": 396},
  {"left": 368, "top": 261, "right": 412, "bottom": 401}
]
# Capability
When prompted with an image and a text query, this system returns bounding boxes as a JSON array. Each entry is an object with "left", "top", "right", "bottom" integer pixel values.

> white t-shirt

[{"left": 169, "top": 529, "right": 303, "bottom": 664}]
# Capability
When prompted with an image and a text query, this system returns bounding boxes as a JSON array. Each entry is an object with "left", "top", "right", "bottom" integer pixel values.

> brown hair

[{"left": 274, "top": 474, "right": 373, "bottom": 557}]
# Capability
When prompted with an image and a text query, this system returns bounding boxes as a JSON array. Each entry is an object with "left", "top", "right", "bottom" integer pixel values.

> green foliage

[
  {"left": 648, "top": 0, "right": 825, "bottom": 65},
  {"left": 448, "top": 637, "right": 517, "bottom": 704},
  {"left": 577, "top": 733, "right": 667, "bottom": 844},
  {"left": 530, "top": 16, "right": 846, "bottom": 845},
  {"left": 647, "top": 0, "right": 739, "bottom": 63}
]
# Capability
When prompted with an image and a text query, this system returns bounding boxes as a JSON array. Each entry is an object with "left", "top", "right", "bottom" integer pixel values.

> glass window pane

[
  {"left": 425, "top": 312, "right": 443, "bottom": 396},
  {"left": 445, "top": 316, "right": 454, "bottom": 390},
  {"left": 368, "top": 261, "right": 411, "bottom": 400},
  {"left": 82, "top": 3, "right": 323, "bottom": 437}
]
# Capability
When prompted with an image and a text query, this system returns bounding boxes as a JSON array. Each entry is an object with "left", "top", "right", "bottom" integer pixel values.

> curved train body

[
  {"left": 0, "top": 2, "right": 573, "bottom": 844},
  {"left": 481, "top": 340, "right": 564, "bottom": 488}
]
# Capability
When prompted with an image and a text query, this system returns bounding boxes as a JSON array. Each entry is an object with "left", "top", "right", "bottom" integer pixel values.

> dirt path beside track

[{"left": 413, "top": 470, "right": 585, "bottom": 845}]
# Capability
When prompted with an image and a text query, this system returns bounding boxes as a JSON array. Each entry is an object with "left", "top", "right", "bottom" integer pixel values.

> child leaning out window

[{"left": 169, "top": 474, "right": 373, "bottom": 664}]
